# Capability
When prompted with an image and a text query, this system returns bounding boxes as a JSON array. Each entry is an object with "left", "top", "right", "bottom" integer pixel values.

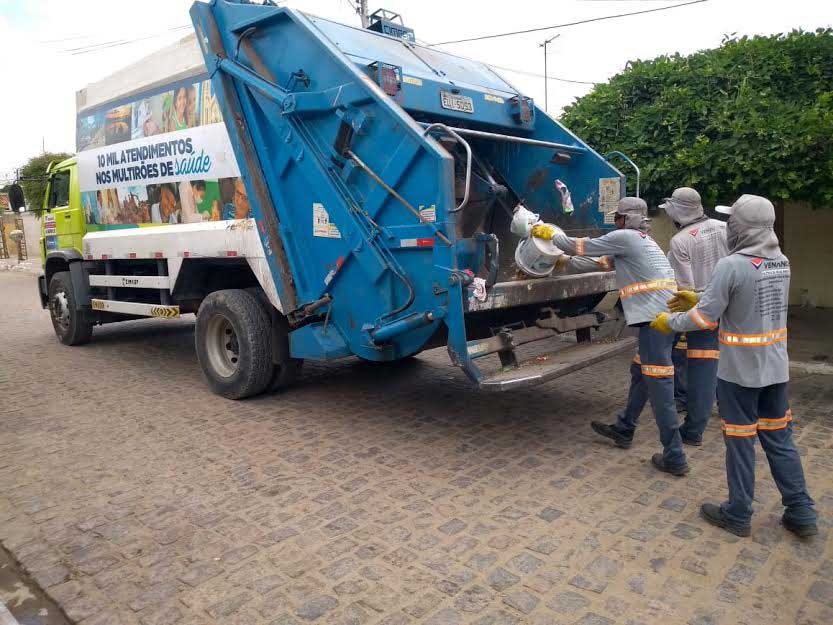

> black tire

[
  {"left": 268, "top": 315, "right": 303, "bottom": 392},
  {"left": 48, "top": 271, "right": 93, "bottom": 346},
  {"left": 195, "top": 289, "right": 273, "bottom": 399},
  {"left": 245, "top": 287, "right": 303, "bottom": 392}
]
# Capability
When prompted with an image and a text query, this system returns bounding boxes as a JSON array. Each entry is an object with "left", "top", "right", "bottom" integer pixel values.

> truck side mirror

[{"left": 9, "top": 183, "right": 25, "bottom": 211}]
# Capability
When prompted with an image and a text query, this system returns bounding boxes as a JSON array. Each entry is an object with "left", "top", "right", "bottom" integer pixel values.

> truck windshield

[{"left": 48, "top": 170, "right": 70, "bottom": 208}]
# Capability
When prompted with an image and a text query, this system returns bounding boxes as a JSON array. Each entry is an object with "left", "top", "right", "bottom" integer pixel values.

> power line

[
  {"left": 60, "top": 25, "right": 191, "bottom": 55},
  {"left": 428, "top": 0, "right": 708, "bottom": 46},
  {"left": 488, "top": 62, "right": 600, "bottom": 86}
]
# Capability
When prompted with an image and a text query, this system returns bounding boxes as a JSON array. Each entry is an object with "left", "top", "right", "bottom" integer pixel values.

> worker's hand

[
  {"left": 650, "top": 312, "right": 674, "bottom": 335},
  {"left": 554, "top": 254, "right": 571, "bottom": 271},
  {"left": 531, "top": 223, "right": 557, "bottom": 240},
  {"left": 667, "top": 290, "right": 699, "bottom": 313}
]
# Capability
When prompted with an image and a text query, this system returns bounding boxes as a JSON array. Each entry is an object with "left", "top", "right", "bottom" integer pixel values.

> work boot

[
  {"left": 782, "top": 516, "right": 818, "bottom": 538},
  {"left": 591, "top": 422, "right": 632, "bottom": 449},
  {"left": 700, "top": 502, "right": 751, "bottom": 537},
  {"left": 651, "top": 453, "right": 689, "bottom": 476},
  {"left": 681, "top": 436, "right": 702, "bottom": 447}
]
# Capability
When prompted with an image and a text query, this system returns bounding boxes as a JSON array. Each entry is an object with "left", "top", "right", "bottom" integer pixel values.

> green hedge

[{"left": 560, "top": 29, "right": 833, "bottom": 209}]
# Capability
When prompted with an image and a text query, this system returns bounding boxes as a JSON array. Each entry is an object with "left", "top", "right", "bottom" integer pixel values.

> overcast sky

[{"left": 1, "top": 0, "right": 831, "bottom": 179}]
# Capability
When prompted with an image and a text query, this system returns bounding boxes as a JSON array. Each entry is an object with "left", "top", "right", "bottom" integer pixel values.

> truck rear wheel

[
  {"left": 245, "top": 287, "right": 303, "bottom": 392},
  {"left": 48, "top": 271, "right": 93, "bottom": 346},
  {"left": 196, "top": 289, "right": 273, "bottom": 399}
]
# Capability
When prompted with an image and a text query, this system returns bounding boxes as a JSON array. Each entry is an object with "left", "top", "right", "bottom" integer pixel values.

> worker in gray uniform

[
  {"left": 651, "top": 194, "right": 816, "bottom": 537},
  {"left": 660, "top": 187, "right": 729, "bottom": 444},
  {"left": 532, "top": 197, "right": 689, "bottom": 475}
]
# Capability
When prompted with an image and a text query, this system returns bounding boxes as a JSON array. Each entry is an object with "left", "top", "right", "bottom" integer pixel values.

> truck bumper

[
  {"left": 37, "top": 275, "right": 48, "bottom": 309},
  {"left": 464, "top": 271, "right": 618, "bottom": 312}
]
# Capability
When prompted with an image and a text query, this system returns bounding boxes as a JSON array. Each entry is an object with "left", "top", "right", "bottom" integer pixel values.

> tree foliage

[
  {"left": 18, "top": 152, "right": 73, "bottom": 212},
  {"left": 560, "top": 29, "right": 833, "bottom": 209}
]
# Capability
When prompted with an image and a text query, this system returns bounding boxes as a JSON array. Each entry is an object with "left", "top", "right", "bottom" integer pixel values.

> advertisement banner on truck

[
  {"left": 76, "top": 77, "right": 248, "bottom": 228},
  {"left": 77, "top": 124, "right": 240, "bottom": 191}
]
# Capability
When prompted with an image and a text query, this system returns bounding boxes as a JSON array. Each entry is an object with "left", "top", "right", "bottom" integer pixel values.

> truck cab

[
  {"left": 37, "top": 159, "right": 87, "bottom": 307},
  {"left": 40, "top": 159, "right": 85, "bottom": 261}
]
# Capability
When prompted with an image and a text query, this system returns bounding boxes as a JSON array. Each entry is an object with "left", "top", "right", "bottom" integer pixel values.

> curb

[
  {"left": 0, "top": 602, "right": 20, "bottom": 625},
  {"left": 790, "top": 361, "right": 833, "bottom": 376},
  {"left": 0, "top": 263, "right": 40, "bottom": 275}
]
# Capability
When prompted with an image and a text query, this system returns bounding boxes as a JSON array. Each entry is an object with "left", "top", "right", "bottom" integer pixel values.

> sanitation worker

[
  {"left": 651, "top": 194, "right": 817, "bottom": 537},
  {"left": 660, "top": 187, "right": 729, "bottom": 444},
  {"left": 532, "top": 197, "right": 689, "bottom": 476}
]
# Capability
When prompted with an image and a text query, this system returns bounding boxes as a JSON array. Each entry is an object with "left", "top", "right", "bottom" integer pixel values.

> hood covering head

[
  {"left": 659, "top": 187, "right": 705, "bottom": 228},
  {"left": 611, "top": 196, "right": 650, "bottom": 232},
  {"left": 716, "top": 194, "right": 782, "bottom": 258}
]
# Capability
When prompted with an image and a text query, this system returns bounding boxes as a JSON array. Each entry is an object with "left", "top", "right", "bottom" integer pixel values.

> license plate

[{"left": 440, "top": 91, "right": 474, "bottom": 114}]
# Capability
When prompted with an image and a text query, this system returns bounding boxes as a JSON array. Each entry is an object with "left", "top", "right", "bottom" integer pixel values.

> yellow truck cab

[{"left": 40, "top": 157, "right": 86, "bottom": 263}]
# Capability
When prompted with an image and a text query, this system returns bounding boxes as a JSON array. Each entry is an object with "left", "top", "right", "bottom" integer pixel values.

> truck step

[
  {"left": 478, "top": 336, "right": 636, "bottom": 392},
  {"left": 90, "top": 299, "right": 180, "bottom": 319}
]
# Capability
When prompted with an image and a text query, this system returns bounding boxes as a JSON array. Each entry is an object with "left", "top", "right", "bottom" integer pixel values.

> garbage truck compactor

[{"left": 40, "top": 0, "right": 638, "bottom": 398}]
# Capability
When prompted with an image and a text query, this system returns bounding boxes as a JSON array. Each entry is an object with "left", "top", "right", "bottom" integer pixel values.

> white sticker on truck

[
  {"left": 419, "top": 204, "right": 436, "bottom": 223},
  {"left": 599, "top": 177, "right": 621, "bottom": 222},
  {"left": 313, "top": 203, "right": 341, "bottom": 239}
]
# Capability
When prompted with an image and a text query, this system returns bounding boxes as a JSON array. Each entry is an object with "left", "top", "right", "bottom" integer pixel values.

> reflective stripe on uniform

[
  {"left": 758, "top": 409, "right": 793, "bottom": 431},
  {"left": 575, "top": 237, "right": 587, "bottom": 255},
  {"left": 721, "top": 421, "right": 757, "bottom": 437},
  {"left": 641, "top": 364, "right": 674, "bottom": 377},
  {"left": 689, "top": 307, "right": 718, "bottom": 330},
  {"left": 619, "top": 279, "right": 677, "bottom": 299},
  {"left": 675, "top": 335, "right": 688, "bottom": 350},
  {"left": 722, "top": 410, "right": 793, "bottom": 436},
  {"left": 632, "top": 353, "right": 641, "bottom": 365},
  {"left": 687, "top": 349, "right": 719, "bottom": 359},
  {"left": 719, "top": 327, "right": 788, "bottom": 347}
]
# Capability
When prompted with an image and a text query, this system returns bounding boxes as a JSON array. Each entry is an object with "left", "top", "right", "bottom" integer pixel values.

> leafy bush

[
  {"left": 18, "top": 152, "right": 73, "bottom": 212},
  {"left": 560, "top": 29, "right": 833, "bottom": 209}
]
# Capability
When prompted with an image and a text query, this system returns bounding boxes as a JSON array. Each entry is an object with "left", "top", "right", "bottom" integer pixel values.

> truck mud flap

[{"left": 478, "top": 336, "right": 636, "bottom": 392}]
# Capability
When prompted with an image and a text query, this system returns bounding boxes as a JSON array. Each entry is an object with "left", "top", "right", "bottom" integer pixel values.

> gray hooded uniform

[
  {"left": 661, "top": 187, "right": 729, "bottom": 291},
  {"left": 554, "top": 197, "right": 686, "bottom": 468},
  {"left": 660, "top": 187, "right": 728, "bottom": 444},
  {"left": 667, "top": 195, "right": 788, "bottom": 387},
  {"left": 665, "top": 194, "right": 814, "bottom": 530},
  {"left": 550, "top": 198, "right": 676, "bottom": 326}
]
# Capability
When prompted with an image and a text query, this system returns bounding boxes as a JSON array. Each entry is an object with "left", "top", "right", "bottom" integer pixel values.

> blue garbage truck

[{"left": 37, "top": 0, "right": 636, "bottom": 399}]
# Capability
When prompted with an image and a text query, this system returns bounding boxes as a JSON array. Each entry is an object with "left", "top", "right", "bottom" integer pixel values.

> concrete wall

[
  {"left": 784, "top": 201, "right": 833, "bottom": 308},
  {"left": 648, "top": 210, "right": 676, "bottom": 254},
  {"left": 649, "top": 202, "right": 833, "bottom": 309}
]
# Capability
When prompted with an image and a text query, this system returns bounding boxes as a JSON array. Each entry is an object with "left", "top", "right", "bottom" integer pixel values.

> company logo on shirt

[
  {"left": 750, "top": 257, "right": 764, "bottom": 269},
  {"left": 689, "top": 228, "right": 698, "bottom": 237}
]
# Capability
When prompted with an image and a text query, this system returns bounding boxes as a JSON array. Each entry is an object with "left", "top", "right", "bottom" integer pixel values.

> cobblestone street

[{"left": 1, "top": 270, "right": 832, "bottom": 625}]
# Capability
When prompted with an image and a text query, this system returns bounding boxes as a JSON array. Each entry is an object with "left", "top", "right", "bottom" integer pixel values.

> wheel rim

[
  {"left": 205, "top": 314, "right": 240, "bottom": 378},
  {"left": 51, "top": 291, "right": 71, "bottom": 332}
]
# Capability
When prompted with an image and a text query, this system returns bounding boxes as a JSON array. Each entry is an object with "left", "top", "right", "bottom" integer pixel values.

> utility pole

[
  {"left": 357, "top": 0, "right": 369, "bottom": 28},
  {"left": 539, "top": 34, "right": 560, "bottom": 112}
]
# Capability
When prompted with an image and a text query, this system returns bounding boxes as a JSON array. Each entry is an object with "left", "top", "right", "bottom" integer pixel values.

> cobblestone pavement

[{"left": 2, "top": 271, "right": 832, "bottom": 625}]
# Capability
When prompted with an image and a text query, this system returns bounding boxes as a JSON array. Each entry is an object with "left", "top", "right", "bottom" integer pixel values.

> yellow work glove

[
  {"left": 667, "top": 290, "right": 699, "bottom": 313},
  {"left": 531, "top": 223, "right": 557, "bottom": 240},
  {"left": 554, "top": 255, "right": 571, "bottom": 271},
  {"left": 650, "top": 312, "right": 673, "bottom": 335}
]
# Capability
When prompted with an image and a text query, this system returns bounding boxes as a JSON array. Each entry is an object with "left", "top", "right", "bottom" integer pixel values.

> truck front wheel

[
  {"left": 195, "top": 289, "right": 273, "bottom": 399},
  {"left": 48, "top": 271, "right": 93, "bottom": 346}
]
